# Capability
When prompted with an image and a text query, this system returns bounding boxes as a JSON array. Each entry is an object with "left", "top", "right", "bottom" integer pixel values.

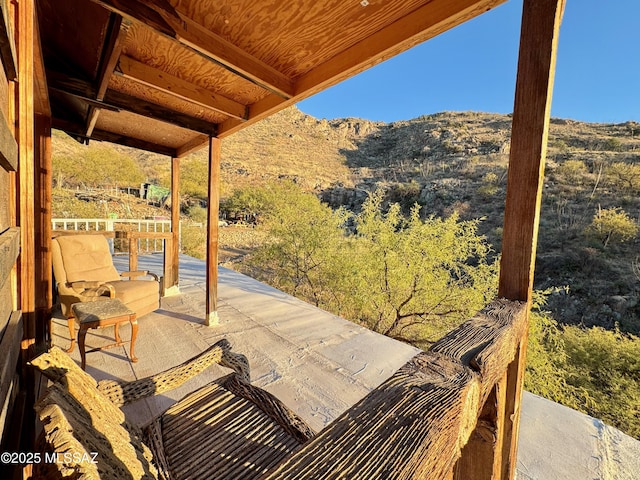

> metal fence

[{"left": 51, "top": 218, "right": 176, "bottom": 254}]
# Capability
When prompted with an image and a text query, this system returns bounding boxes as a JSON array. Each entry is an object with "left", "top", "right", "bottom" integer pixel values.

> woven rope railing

[
  {"left": 96, "top": 339, "right": 249, "bottom": 407},
  {"left": 261, "top": 298, "right": 528, "bottom": 480}
]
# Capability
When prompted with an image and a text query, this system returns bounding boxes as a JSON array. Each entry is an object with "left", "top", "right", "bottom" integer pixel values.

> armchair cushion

[{"left": 53, "top": 235, "right": 121, "bottom": 284}]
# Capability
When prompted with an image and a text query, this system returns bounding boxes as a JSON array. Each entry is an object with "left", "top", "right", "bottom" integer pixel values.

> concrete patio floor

[{"left": 51, "top": 253, "right": 640, "bottom": 479}]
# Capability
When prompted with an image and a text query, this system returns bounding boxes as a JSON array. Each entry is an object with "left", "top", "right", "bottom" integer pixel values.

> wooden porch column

[
  {"left": 34, "top": 114, "right": 52, "bottom": 347},
  {"left": 17, "top": 0, "right": 36, "bottom": 346},
  {"left": 497, "top": 1, "right": 564, "bottom": 479},
  {"left": 163, "top": 156, "right": 180, "bottom": 295},
  {"left": 206, "top": 136, "right": 221, "bottom": 326}
]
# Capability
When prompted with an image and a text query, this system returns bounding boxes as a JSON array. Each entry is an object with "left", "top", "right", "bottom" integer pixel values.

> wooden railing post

[{"left": 164, "top": 156, "right": 180, "bottom": 295}]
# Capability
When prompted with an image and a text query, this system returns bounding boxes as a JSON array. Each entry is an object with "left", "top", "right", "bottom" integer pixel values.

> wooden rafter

[
  {"left": 89, "top": 0, "right": 294, "bottom": 98},
  {"left": 116, "top": 55, "right": 248, "bottom": 120},
  {"left": 47, "top": 71, "right": 217, "bottom": 136},
  {"left": 85, "top": 14, "right": 130, "bottom": 137}
]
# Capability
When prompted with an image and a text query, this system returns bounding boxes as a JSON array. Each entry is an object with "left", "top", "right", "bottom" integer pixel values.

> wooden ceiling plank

[
  {"left": 47, "top": 70, "right": 217, "bottom": 135},
  {"left": 117, "top": 55, "right": 247, "bottom": 120},
  {"left": 53, "top": 117, "right": 177, "bottom": 156},
  {"left": 296, "top": 0, "right": 506, "bottom": 98},
  {"left": 90, "top": 0, "right": 294, "bottom": 98}
]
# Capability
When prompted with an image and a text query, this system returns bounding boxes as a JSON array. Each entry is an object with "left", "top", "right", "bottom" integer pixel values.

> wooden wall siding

[
  {"left": 0, "top": 228, "right": 19, "bottom": 335},
  {"left": 0, "top": 107, "right": 17, "bottom": 171},
  {"left": 0, "top": 311, "right": 23, "bottom": 447},
  {"left": 0, "top": 0, "right": 16, "bottom": 81}
]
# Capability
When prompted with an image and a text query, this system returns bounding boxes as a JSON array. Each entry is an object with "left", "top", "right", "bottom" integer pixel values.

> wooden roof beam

[
  {"left": 85, "top": 14, "right": 130, "bottom": 137},
  {"left": 47, "top": 70, "right": 218, "bottom": 136},
  {"left": 89, "top": 0, "right": 295, "bottom": 98},
  {"left": 116, "top": 55, "right": 248, "bottom": 121}
]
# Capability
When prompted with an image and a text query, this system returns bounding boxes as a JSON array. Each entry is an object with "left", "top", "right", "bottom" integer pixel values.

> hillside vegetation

[{"left": 52, "top": 107, "right": 640, "bottom": 438}]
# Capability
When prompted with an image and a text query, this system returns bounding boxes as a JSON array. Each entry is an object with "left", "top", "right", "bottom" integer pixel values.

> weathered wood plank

[
  {"left": 206, "top": 137, "right": 221, "bottom": 326},
  {"left": 262, "top": 299, "right": 525, "bottom": 479},
  {"left": 0, "top": 311, "right": 23, "bottom": 441},
  {"left": 0, "top": 0, "right": 17, "bottom": 81},
  {"left": 0, "top": 227, "right": 19, "bottom": 291},
  {"left": 0, "top": 107, "right": 17, "bottom": 172},
  {"left": 430, "top": 299, "right": 528, "bottom": 405}
]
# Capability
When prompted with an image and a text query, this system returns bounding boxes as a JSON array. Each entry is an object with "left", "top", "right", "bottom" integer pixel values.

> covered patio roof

[{"left": 37, "top": 0, "right": 506, "bottom": 156}]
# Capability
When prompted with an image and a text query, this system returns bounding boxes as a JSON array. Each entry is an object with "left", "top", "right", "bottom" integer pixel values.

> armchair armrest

[
  {"left": 97, "top": 339, "right": 249, "bottom": 407},
  {"left": 120, "top": 270, "right": 160, "bottom": 281},
  {"left": 67, "top": 281, "right": 115, "bottom": 297}
]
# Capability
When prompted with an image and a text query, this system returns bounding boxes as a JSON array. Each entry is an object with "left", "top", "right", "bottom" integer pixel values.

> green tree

[
  {"left": 246, "top": 185, "right": 498, "bottom": 347},
  {"left": 248, "top": 182, "right": 350, "bottom": 307},
  {"left": 53, "top": 147, "right": 145, "bottom": 188},
  {"left": 347, "top": 192, "right": 497, "bottom": 345},
  {"left": 585, "top": 207, "right": 639, "bottom": 248}
]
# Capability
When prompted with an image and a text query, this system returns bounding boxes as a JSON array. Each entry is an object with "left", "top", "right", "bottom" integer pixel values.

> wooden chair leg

[
  {"left": 66, "top": 317, "right": 75, "bottom": 353},
  {"left": 114, "top": 322, "right": 122, "bottom": 344},
  {"left": 129, "top": 315, "right": 138, "bottom": 363},
  {"left": 78, "top": 326, "right": 88, "bottom": 370}
]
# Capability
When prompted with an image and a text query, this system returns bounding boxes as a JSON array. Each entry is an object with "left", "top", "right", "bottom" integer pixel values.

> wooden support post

[
  {"left": 497, "top": 1, "right": 565, "bottom": 479},
  {"left": 17, "top": 0, "right": 35, "bottom": 342},
  {"left": 205, "top": 136, "right": 221, "bottom": 326},
  {"left": 163, "top": 156, "right": 180, "bottom": 295},
  {"left": 34, "top": 114, "right": 52, "bottom": 348}
]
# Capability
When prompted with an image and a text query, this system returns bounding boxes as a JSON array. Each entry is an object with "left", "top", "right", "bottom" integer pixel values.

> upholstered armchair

[{"left": 51, "top": 234, "right": 160, "bottom": 350}]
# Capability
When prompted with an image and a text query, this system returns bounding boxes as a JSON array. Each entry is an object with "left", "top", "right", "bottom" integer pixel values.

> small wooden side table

[{"left": 71, "top": 299, "right": 138, "bottom": 370}]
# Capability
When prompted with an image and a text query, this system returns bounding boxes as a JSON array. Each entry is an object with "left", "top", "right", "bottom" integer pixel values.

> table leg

[
  {"left": 66, "top": 317, "right": 75, "bottom": 353},
  {"left": 78, "top": 326, "right": 88, "bottom": 370},
  {"left": 129, "top": 315, "right": 138, "bottom": 363}
]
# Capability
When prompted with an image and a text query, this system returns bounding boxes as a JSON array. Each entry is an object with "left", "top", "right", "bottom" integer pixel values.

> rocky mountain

[{"left": 52, "top": 107, "right": 640, "bottom": 334}]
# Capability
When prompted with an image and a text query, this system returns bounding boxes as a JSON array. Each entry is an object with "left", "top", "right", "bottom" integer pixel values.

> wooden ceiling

[{"left": 37, "top": 0, "right": 507, "bottom": 158}]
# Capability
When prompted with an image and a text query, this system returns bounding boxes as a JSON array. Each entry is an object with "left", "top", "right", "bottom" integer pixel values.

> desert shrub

[
  {"left": 525, "top": 291, "right": 640, "bottom": 439},
  {"left": 478, "top": 172, "right": 499, "bottom": 197},
  {"left": 585, "top": 207, "right": 638, "bottom": 248},
  {"left": 561, "top": 326, "right": 640, "bottom": 438},
  {"left": 554, "top": 159, "right": 589, "bottom": 185},
  {"left": 604, "top": 162, "right": 640, "bottom": 194}
]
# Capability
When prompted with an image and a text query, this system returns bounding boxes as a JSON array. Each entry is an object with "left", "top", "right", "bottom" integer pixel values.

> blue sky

[{"left": 297, "top": 0, "right": 640, "bottom": 124}]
